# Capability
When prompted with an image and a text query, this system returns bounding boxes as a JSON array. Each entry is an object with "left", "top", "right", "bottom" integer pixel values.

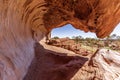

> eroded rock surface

[
  {"left": 92, "top": 49, "right": 120, "bottom": 80},
  {"left": 43, "top": 0, "right": 120, "bottom": 38},
  {"left": 24, "top": 42, "right": 88, "bottom": 80},
  {"left": 66, "top": 49, "right": 120, "bottom": 80},
  {"left": 0, "top": 0, "right": 120, "bottom": 80},
  {"left": 24, "top": 42, "right": 120, "bottom": 80}
]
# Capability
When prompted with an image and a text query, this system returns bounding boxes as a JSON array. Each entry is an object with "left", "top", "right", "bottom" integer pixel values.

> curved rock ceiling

[
  {"left": 0, "top": 0, "right": 120, "bottom": 39},
  {"left": 0, "top": 0, "right": 120, "bottom": 80},
  {"left": 43, "top": 0, "right": 120, "bottom": 38}
]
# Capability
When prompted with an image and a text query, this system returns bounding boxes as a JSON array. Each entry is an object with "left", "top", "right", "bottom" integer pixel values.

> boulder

[
  {"left": 71, "top": 49, "right": 120, "bottom": 80},
  {"left": 89, "top": 49, "right": 120, "bottom": 80}
]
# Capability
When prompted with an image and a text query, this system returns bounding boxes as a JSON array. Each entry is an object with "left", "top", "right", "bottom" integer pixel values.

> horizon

[{"left": 51, "top": 23, "right": 120, "bottom": 39}]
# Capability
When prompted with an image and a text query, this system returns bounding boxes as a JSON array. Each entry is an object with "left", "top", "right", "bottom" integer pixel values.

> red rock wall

[{"left": 0, "top": 0, "right": 120, "bottom": 80}]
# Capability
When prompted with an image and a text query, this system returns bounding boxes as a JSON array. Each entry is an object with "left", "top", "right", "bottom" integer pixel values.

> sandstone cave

[{"left": 0, "top": 0, "right": 120, "bottom": 80}]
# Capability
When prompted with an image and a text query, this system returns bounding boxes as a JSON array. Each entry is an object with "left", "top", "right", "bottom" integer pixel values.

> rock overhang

[{"left": 44, "top": 0, "right": 120, "bottom": 38}]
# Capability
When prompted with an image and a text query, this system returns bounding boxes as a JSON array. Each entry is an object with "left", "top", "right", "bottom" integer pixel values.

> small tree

[
  {"left": 72, "top": 35, "right": 83, "bottom": 43},
  {"left": 53, "top": 36, "right": 59, "bottom": 39}
]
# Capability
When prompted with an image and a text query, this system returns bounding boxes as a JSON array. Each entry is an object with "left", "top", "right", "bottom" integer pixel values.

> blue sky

[{"left": 51, "top": 23, "right": 120, "bottom": 38}]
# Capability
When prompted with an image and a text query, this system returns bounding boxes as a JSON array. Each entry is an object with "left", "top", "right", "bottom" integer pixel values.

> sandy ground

[
  {"left": 24, "top": 40, "right": 88, "bottom": 80},
  {"left": 40, "top": 40, "right": 78, "bottom": 56}
]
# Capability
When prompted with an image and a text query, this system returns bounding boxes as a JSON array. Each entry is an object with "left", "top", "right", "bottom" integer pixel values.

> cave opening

[
  {"left": 46, "top": 24, "right": 98, "bottom": 56},
  {"left": 45, "top": 23, "right": 120, "bottom": 56}
]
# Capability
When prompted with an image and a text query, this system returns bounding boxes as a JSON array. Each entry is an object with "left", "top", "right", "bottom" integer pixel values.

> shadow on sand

[{"left": 24, "top": 43, "right": 88, "bottom": 80}]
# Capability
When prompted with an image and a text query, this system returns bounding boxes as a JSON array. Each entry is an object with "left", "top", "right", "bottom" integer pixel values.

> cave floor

[{"left": 24, "top": 40, "right": 89, "bottom": 80}]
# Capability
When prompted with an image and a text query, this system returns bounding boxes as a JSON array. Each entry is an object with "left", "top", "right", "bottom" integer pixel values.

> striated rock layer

[
  {"left": 0, "top": 0, "right": 120, "bottom": 80},
  {"left": 71, "top": 49, "right": 120, "bottom": 80}
]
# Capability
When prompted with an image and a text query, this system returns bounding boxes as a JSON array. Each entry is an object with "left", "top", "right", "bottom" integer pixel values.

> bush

[{"left": 52, "top": 36, "right": 59, "bottom": 39}]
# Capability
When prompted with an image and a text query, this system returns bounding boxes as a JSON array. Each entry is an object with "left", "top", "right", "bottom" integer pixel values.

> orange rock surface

[{"left": 0, "top": 0, "right": 120, "bottom": 80}]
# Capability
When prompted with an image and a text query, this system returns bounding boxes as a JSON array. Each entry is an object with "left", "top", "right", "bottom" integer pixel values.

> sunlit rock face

[
  {"left": 90, "top": 49, "right": 120, "bottom": 80},
  {"left": 71, "top": 49, "right": 120, "bottom": 80},
  {"left": 0, "top": 0, "right": 120, "bottom": 80}
]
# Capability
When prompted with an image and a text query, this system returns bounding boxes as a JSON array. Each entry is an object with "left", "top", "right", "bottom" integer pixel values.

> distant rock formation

[
  {"left": 49, "top": 38, "right": 89, "bottom": 56},
  {"left": 0, "top": 0, "right": 120, "bottom": 80}
]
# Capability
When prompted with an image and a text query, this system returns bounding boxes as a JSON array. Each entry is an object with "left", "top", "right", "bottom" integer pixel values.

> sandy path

[{"left": 40, "top": 40, "right": 78, "bottom": 56}]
